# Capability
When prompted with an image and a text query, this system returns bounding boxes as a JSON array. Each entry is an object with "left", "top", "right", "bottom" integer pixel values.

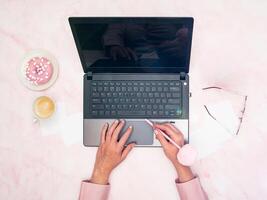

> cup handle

[{"left": 33, "top": 117, "right": 39, "bottom": 124}]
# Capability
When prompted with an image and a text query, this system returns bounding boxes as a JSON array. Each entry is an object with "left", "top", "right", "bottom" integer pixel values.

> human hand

[
  {"left": 154, "top": 123, "right": 194, "bottom": 182},
  {"left": 90, "top": 119, "right": 135, "bottom": 185},
  {"left": 153, "top": 123, "right": 184, "bottom": 164},
  {"left": 110, "top": 45, "right": 137, "bottom": 61}
]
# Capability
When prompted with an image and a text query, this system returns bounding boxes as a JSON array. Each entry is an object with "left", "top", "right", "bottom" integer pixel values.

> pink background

[{"left": 1, "top": 0, "right": 267, "bottom": 199}]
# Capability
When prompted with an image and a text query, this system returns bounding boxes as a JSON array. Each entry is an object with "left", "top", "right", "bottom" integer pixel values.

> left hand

[{"left": 90, "top": 119, "right": 135, "bottom": 184}]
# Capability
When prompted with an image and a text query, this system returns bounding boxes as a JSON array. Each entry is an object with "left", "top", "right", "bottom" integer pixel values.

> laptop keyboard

[{"left": 89, "top": 80, "right": 182, "bottom": 118}]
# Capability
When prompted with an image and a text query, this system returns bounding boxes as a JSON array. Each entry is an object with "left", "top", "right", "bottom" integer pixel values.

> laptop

[{"left": 69, "top": 17, "right": 194, "bottom": 147}]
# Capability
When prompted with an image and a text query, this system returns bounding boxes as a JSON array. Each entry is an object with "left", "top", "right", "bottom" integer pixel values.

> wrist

[
  {"left": 172, "top": 161, "right": 194, "bottom": 183},
  {"left": 90, "top": 168, "right": 111, "bottom": 185}
]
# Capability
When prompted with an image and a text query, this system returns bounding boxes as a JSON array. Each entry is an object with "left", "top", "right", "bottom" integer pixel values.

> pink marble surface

[{"left": 1, "top": 0, "right": 267, "bottom": 199}]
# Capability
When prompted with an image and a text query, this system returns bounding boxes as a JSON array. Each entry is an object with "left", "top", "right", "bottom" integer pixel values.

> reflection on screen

[{"left": 75, "top": 23, "right": 192, "bottom": 70}]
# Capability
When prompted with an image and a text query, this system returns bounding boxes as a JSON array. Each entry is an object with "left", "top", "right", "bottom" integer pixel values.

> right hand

[
  {"left": 110, "top": 45, "right": 137, "bottom": 61},
  {"left": 154, "top": 123, "right": 194, "bottom": 183},
  {"left": 153, "top": 123, "right": 184, "bottom": 164}
]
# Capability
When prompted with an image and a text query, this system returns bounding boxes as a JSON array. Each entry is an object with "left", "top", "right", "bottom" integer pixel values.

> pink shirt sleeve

[
  {"left": 79, "top": 181, "right": 110, "bottom": 200},
  {"left": 79, "top": 177, "right": 207, "bottom": 200},
  {"left": 176, "top": 177, "right": 208, "bottom": 200}
]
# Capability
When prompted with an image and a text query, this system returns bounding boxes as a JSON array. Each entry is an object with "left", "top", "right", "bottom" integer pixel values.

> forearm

[
  {"left": 173, "top": 161, "right": 194, "bottom": 183},
  {"left": 90, "top": 167, "right": 110, "bottom": 185}
]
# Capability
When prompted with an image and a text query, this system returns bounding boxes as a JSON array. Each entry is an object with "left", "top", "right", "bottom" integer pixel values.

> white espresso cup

[{"left": 33, "top": 96, "right": 56, "bottom": 121}]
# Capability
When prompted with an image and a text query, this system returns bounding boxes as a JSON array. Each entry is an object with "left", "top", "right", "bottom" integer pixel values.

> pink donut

[
  {"left": 25, "top": 56, "right": 53, "bottom": 85},
  {"left": 177, "top": 144, "right": 197, "bottom": 166}
]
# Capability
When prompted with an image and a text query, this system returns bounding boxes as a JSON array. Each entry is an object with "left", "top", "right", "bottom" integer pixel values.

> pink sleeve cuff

[
  {"left": 79, "top": 180, "right": 110, "bottom": 200},
  {"left": 176, "top": 177, "right": 208, "bottom": 200}
]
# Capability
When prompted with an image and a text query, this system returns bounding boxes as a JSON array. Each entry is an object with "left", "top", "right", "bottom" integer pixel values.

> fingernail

[
  {"left": 104, "top": 123, "right": 108, "bottom": 127},
  {"left": 129, "top": 126, "right": 133, "bottom": 129},
  {"left": 131, "top": 142, "right": 137, "bottom": 145},
  {"left": 115, "top": 119, "right": 119, "bottom": 123},
  {"left": 120, "top": 119, "right": 125, "bottom": 123},
  {"left": 154, "top": 129, "right": 159, "bottom": 135}
]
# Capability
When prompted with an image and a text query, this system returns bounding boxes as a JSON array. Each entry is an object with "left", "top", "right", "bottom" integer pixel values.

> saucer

[{"left": 18, "top": 49, "right": 59, "bottom": 91}]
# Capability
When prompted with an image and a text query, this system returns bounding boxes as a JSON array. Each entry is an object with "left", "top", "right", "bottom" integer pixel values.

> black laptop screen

[{"left": 69, "top": 18, "right": 193, "bottom": 73}]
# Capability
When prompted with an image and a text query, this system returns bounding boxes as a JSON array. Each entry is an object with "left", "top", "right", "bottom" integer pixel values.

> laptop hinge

[
  {"left": 86, "top": 72, "right": 93, "bottom": 80},
  {"left": 180, "top": 72, "right": 186, "bottom": 81}
]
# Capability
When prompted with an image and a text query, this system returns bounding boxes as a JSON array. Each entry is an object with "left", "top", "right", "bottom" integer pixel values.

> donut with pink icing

[{"left": 25, "top": 56, "right": 53, "bottom": 85}]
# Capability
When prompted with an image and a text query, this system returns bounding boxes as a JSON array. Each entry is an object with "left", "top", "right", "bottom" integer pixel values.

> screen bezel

[{"left": 69, "top": 17, "right": 194, "bottom": 74}]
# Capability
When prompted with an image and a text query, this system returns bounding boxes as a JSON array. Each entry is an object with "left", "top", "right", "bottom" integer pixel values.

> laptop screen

[{"left": 69, "top": 17, "right": 193, "bottom": 73}]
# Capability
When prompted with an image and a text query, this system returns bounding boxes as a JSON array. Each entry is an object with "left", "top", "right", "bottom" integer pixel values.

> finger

[
  {"left": 118, "top": 48, "right": 127, "bottom": 58},
  {"left": 118, "top": 126, "right": 133, "bottom": 147},
  {"left": 166, "top": 123, "right": 180, "bottom": 132},
  {"left": 126, "top": 48, "right": 138, "bottom": 61},
  {"left": 121, "top": 143, "right": 135, "bottom": 160},
  {"left": 162, "top": 123, "right": 185, "bottom": 145},
  {"left": 153, "top": 123, "right": 178, "bottom": 139},
  {"left": 111, "top": 119, "right": 125, "bottom": 142},
  {"left": 154, "top": 129, "right": 169, "bottom": 147},
  {"left": 106, "top": 119, "right": 120, "bottom": 141},
  {"left": 100, "top": 123, "right": 109, "bottom": 144},
  {"left": 122, "top": 48, "right": 131, "bottom": 60}
]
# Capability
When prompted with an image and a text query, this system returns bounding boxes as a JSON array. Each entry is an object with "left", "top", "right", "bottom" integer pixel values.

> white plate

[{"left": 18, "top": 49, "right": 59, "bottom": 91}]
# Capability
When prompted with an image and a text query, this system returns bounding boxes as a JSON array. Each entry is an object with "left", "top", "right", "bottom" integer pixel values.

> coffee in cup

[{"left": 33, "top": 96, "right": 55, "bottom": 119}]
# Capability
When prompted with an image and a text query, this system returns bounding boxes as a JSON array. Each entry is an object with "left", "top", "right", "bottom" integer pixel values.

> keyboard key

[
  {"left": 156, "top": 98, "right": 161, "bottom": 103},
  {"left": 92, "top": 98, "right": 101, "bottom": 103},
  {"left": 166, "top": 93, "right": 171, "bottom": 98},
  {"left": 168, "top": 99, "right": 180, "bottom": 104},
  {"left": 165, "top": 105, "right": 178, "bottom": 110},
  {"left": 147, "top": 110, "right": 152, "bottom": 115},
  {"left": 105, "top": 105, "right": 110, "bottom": 109},
  {"left": 92, "top": 92, "right": 100, "bottom": 97},
  {"left": 170, "top": 87, "right": 180, "bottom": 92},
  {"left": 162, "top": 99, "right": 167, "bottom": 103},
  {"left": 104, "top": 87, "right": 109, "bottom": 91},
  {"left": 172, "top": 93, "right": 181, "bottom": 98},
  {"left": 163, "top": 87, "right": 169, "bottom": 92},
  {"left": 92, "top": 87, "right": 97, "bottom": 92},
  {"left": 149, "top": 99, "right": 155, "bottom": 103},
  {"left": 92, "top": 104, "right": 104, "bottom": 109},
  {"left": 92, "top": 110, "right": 98, "bottom": 115},
  {"left": 123, "top": 104, "right": 129, "bottom": 109}
]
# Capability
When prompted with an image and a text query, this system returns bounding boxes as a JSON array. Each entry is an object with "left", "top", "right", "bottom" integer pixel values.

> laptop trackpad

[{"left": 119, "top": 120, "right": 153, "bottom": 145}]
